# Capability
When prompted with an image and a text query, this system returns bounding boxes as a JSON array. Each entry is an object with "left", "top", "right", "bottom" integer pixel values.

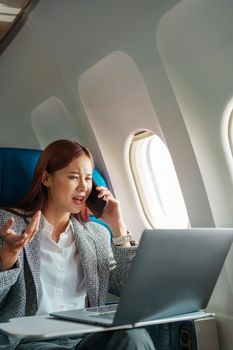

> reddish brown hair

[{"left": 16, "top": 139, "right": 94, "bottom": 221}]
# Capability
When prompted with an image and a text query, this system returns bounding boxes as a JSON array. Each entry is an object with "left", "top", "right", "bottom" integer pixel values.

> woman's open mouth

[{"left": 72, "top": 196, "right": 84, "bottom": 205}]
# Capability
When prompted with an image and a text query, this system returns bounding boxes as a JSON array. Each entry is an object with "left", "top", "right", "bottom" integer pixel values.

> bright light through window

[
  {"left": 229, "top": 112, "right": 233, "bottom": 155},
  {"left": 130, "top": 132, "right": 189, "bottom": 228}
]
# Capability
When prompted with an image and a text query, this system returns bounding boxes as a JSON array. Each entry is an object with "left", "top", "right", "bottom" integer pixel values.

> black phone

[{"left": 86, "top": 180, "right": 107, "bottom": 218}]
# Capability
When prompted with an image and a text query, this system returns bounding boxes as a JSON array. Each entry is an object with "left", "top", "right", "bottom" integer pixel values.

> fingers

[
  {"left": 0, "top": 217, "right": 27, "bottom": 249},
  {"left": 96, "top": 187, "right": 113, "bottom": 200},
  {"left": 10, "top": 210, "right": 41, "bottom": 247},
  {"left": 0, "top": 217, "right": 15, "bottom": 238},
  {"left": 0, "top": 211, "right": 41, "bottom": 254},
  {"left": 1, "top": 211, "right": 41, "bottom": 247},
  {"left": 24, "top": 210, "right": 41, "bottom": 244},
  {"left": 13, "top": 233, "right": 29, "bottom": 248}
]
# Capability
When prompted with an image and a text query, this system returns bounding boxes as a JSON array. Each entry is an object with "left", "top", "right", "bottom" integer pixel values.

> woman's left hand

[{"left": 96, "top": 187, "right": 127, "bottom": 237}]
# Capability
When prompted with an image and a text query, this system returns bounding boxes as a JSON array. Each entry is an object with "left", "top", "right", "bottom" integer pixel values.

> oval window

[{"left": 130, "top": 131, "right": 189, "bottom": 228}]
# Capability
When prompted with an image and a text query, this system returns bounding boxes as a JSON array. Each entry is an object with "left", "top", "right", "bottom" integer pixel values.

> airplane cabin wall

[
  {"left": 156, "top": 2, "right": 233, "bottom": 349},
  {"left": 157, "top": 0, "right": 233, "bottom": 229}
]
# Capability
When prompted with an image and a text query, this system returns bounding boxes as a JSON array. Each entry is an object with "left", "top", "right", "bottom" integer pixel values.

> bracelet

[{"left": 112, "top": 231, "right": 133, "bottom": 246}]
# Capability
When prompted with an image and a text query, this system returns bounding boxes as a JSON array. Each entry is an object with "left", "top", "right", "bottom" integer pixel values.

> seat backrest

[
  {"left": 0, "top": 148, "right": 42, "bottom": 207},
  {"left": 0, "top": 148, "right": 109, "bottom": 231}
]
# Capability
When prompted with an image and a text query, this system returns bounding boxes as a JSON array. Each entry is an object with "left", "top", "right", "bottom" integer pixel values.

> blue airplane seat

[
  {"left": 0, "top": 148, "right": 110, "bottom": 232},
  {"left": 0, "top": 147, "right": 41, "bottom": 207},
  {"left": 90, "top": 168, "right": 111, "bottom": 232}
]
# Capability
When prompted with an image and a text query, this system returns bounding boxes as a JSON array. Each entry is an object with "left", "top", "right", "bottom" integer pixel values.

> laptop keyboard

[
  {"left": 89, "top": 311, "right": 115, "bottom": 320},
  {"left": 86, "top": 304, "right": 117, "bottom": 313},
  {"left": 85, "top": 304, "right": 117, "bottom": 320}
]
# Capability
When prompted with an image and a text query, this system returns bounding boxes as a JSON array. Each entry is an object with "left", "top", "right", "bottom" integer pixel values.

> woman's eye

[{"left": 69, "top": 176, "right": 79, "bottom": 180}]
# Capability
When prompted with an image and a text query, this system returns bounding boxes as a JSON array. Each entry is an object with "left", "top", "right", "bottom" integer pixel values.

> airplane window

[
  {"left": 31, "top": 97, "right": 78, "bottom": 148},
  {"left": 229, "top": 112, "right": 233, "bottom": 155},
  {"left": 130, "top": 131, "right": 189, "bottom": 228}
]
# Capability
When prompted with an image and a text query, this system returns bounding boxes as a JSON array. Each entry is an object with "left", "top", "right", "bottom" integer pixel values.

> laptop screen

[{"left": 113, "top": 228, "right": 233, "bottom": 325}]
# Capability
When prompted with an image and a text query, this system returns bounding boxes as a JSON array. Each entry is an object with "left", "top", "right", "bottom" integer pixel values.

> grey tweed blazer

[{"left": 0, "top": 209, "right": 137, "bottom": 349}]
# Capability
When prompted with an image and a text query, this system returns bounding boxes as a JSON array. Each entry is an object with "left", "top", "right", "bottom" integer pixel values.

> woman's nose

[{"left": 76, "top": 179, "right": 87, "bottom": 192}]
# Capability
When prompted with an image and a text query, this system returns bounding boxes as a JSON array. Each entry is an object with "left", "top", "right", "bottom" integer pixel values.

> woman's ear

[{"left": 42, "top": 170, "right": 51, "bottom": 187}]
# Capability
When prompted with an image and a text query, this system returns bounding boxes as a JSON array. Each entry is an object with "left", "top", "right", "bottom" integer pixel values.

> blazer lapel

[{"left": 24, "top": 218, "right": 42, "bottom": 307}]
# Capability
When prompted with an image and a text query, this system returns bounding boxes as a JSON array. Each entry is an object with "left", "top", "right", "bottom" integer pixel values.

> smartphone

[{"left": 86, "top": 180, "right": 107, "bottom": 218}]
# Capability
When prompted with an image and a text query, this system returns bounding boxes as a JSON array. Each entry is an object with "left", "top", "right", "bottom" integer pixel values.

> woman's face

[{"left": 43, "top": 155, "right": 93, "bottom": 215}]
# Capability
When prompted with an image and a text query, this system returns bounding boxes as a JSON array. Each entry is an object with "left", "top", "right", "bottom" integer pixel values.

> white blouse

[{"left": 36, "top": 217, "right": 87, "bottom": 315}]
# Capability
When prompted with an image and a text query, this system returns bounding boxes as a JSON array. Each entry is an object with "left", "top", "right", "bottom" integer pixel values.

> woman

[{"left": 0, "top": 140, "right": 155, "bottom": 350}]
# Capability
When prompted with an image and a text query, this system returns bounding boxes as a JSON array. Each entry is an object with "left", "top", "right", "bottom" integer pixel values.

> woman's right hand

[{"left": 0, "top": 211, "right": 41, "bottom": 271}]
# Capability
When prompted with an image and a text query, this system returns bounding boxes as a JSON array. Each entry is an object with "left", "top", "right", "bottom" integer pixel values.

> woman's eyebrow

[{"left": 67, "top": 171, "right": 92, "bottom": 176}]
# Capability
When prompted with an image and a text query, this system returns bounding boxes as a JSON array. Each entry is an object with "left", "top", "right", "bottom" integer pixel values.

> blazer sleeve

[
  {"left": 108, "top": 243, "right": 137, "bottom": 296},
  {"left": 84, "top": 220, "right": 138, "bottom": 299},
  {"left": 0, "top": 261, "right": 22, "bottom": 305},
  {"left": 0, "top": 209, "right": 24, "bottom": 305}
]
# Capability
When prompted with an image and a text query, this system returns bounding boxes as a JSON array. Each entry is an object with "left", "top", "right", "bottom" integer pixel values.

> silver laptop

[{"left": 50, "top": 228, "right": 233, "bottom": 327}]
